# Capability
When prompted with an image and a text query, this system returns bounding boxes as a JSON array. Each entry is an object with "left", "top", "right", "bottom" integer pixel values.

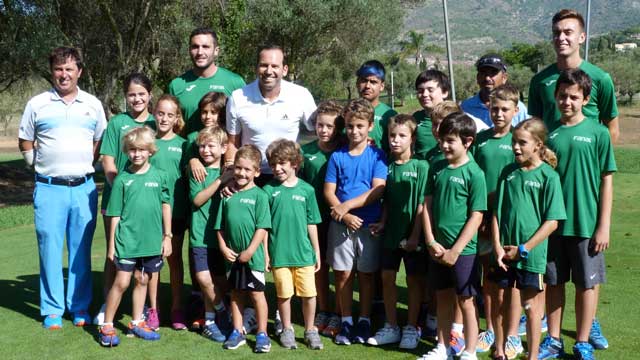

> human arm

[
  {"left": 368, "top": 204, "right": 386, "bottom": 236},
  {"left": 263, "top": 232, "right": 270, "bottom": 272},
  {"left": 102, "top": 155, "right": 117, "bottom": 186},
  {"left": 491, "top": 213, "right": 508, "bottom": 271},
  {"left": 192, "top": 168, "right": 234, "bottom": 207},
  {"left": 308, "top": 224, "right": 321, "bottom": 272},
  {"left": 107, "top": 216, "right": 121, "bottom": 261},
  {"left": 440, "top": 211, "right": 484, "bottom": 266},
  {"left": 161, "top": 203, "right": 172, "bottom": 257},
  {"left": 237, "top": 228, "right": 268, "bottom": 264},
  {"left": 405, "top": 203, "right": 424, "bottom": 252},
  {"left": 18, "top": 139, "right": 35, "bottom": 167},
  {"left": 330, "top": 178, "right": 385, "bottom": 220},
  {"left": 591, "top": 173, "right": 613, "bottom": 253},
  {"left": 93, "top": 140, "right": 102, "bottom": 164},
  {"left": 217, "top": 230, "right": 238, "bottom": 262},
  {"left": 324, "top": 181, "right": 364, "bottom": 230},
  {"left": 189, "top": 158, "right": 208, "bottom": 183},
  {"left": 605, "top": 117, "right": 619, "bottom": 144},
  {"left": 422, "top": 195, "right": 446, "bottom": 259},
  {"left": 502, "top": 220, "right": 558, "bottom": 262}
]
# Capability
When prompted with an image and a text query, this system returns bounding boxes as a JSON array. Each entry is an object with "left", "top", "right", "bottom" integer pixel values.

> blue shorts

[
  {"left": 488, "top": 266, "right": 544, "bottom": 292},
  {"left": 115, "top": 256, "right": 163, "bottom": 273},
  {"left": 190, "top": 247, "right": 226, "bottom": 276},
  {"left": 381, "top": 248, "right": 427, "bottom": 276},
  {"left": 429, "top": 254, "right": 479, "bottom": 297}
]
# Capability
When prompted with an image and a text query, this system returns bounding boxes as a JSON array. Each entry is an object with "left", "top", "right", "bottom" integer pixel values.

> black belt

[{"left": 36, "top": 173, "right": 93, "bottom": 187}]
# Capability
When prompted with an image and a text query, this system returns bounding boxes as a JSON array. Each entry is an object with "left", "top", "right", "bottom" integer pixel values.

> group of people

[{"left": 18, "top": 8, "right": 618, "bottom": 360}]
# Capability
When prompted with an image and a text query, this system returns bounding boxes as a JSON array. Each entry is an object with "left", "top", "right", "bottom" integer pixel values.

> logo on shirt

[
  {"left": 402, "top": 171, "right": 418, "bottom": 178},
  {"left": 167, "top": 146, "right": 182, "bottom": 153},
  {"left": 281, "top": 114, "right": 289, "bottom": 120},
  {"left": 185, "top": 85, "right": 196, "bottom": 92},
  {"left": 573, "top": 135, "right": 592, "bottom": 143},
  {"left": 145, "top": 182, "right": 159, "bottom": 188},
  {"left": 506, "top": 174, "right": 516, "bottom": 181},
  {"left": 525, "top": 180, "right": 542, "bottom": 189},
  {"left": 499, "top": 144, "right": 512, "bottom": 150},
  {"left": 449, "top": 176, "right": 464, "bottom": 185},
  {"left": 549, "top": 133, "right": 559, "bottom": 140},
  {"left": 544, "top": 79, "right": 557, "bottom": 87},
  {"left": 240, "top": 198, "right": 256, "bottom": 205},
  {"left": 121, "top": 125, "right": 130, "bottom": 131},
  {"left": 209, "top": 84, "right": 224, "bottom": 91},
  {"left": 478, "top": 142, "right": 488, "bottom": 148},
  {"left": 292, "top": 195, "right": 306, "bottom": 202},
  {"left": 125, "top": 179, "right": 134, "bottom": 186},
  {"left": 272, "top": 191, "right": 281, "bottom": 197},
  {"left": 307, "top": 155, "right": 317, "bottom": 161}
]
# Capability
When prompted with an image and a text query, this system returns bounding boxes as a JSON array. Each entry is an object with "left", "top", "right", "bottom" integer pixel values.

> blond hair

[
  {"left": 196, "top": 126, "right": 228, "bottom": 146},
  {"left": 431, "top": 100, "right": 461, "bottom": 123},
  {"left": 388, "top": 114, "right": 417, "bottom": 135},
  {"left": 122, "top": 126, "right": 157, "bottom": 153},
  {"left": 235, "top": 144, "right": 262, "bottom": 170},
  {"left": 155, "top": 94, "right": 185, "bottom": 135},
  {"left": 514, "top": 118, "right": 557, "bottom": 168},
  {"left": 490, "top": 83, "right": 520, "bottom": 107}
]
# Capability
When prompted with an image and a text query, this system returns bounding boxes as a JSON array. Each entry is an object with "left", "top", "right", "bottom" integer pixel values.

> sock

[
  {"left": 214, "top": 302, "right": 225, "bottom": 312},
  {"left": 131, "top": 319, "right": 143, "bottom": 326},
  {"left": 359, "top": 317, "right": 371, "bottom": 324},
  {"left": 452, "top": 322, "right": 464, "bottom": 334},
  {"left": 426, "top": 314, "right": 437, "bottom": 329},
  {"left": 342, "top": 316, "right": 353, "bottom": 325},
  {"left": 205, "top": 311, "right": 215, "bottom": 320}
]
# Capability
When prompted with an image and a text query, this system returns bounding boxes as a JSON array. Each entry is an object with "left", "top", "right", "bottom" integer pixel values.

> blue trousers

[{"left": 34, "top": 177, "right": 97, "bottom": 316}]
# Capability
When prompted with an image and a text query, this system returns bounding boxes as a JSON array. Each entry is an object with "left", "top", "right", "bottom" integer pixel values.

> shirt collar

[{"left": 50, "top": 87, "right": 86, "bottom": 103}]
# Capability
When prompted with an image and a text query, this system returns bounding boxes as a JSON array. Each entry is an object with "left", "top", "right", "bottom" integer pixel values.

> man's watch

[{"left": 518, "top": 244, "right": 529, "bottom": 259}]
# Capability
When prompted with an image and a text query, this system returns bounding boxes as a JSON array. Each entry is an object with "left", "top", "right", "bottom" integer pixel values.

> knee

[{"left": 135, "top": 271, "right": 150, "bottom": 285}]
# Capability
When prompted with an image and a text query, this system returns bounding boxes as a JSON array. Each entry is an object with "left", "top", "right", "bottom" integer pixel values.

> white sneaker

[
  {"left": 367, "top": 323, "right": 401, "bottom": 345},
  {"left": 459, "top": 350, "right": 478, "bottom": 360},
  {"left": 242, "top": 307, "right": 258, "bottom": 334},
  {"left": 399, "top": 325, "right": 420, "bottom": 349},
  {"left": 92, "top": 303, "right": 106, "bottom": 325},
  {"left": 418, "top": 345, "right": 453, "bottom": 360}
]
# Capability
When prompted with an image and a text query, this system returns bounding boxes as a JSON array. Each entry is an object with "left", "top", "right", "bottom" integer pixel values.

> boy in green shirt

[
  {"left": 541, "top": 69, "right": 616, "bottom": 360},
  {"left": 421, "top": 112, "right": 487, "bottom": 360},
  {"left": 215, "top": 145, "right": 272, "bottom": 353},
  {"left": 263, "top": 139, "right": 323, "bottom": 350},
  {"left": 416, "top": 101, "right": 460, "bottom": 166},
  {"left": 99, "top": 127, "right": 172, "bottom": 347},
  {"left": 412, "top": 70, "right": 450, "bottom": 158},
  {"left": 367, "top": 114, "right": 428, "bottom": 350}
]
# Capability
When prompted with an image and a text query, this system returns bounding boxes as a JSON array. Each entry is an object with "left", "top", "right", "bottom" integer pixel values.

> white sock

[
  {"left": 437, "top": 342, "right": 448, "bottom": 354},
  {"left": 342, "top": 316, "right": 353, "bottom": 325},
  {"left": 131, "top": 319, "right": 143, "bottom": 326},
  {"left": 452, "top": 323, "right": 464, "bottom": 334}
]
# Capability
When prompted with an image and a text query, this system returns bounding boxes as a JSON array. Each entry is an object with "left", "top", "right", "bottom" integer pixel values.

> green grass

[{"left": 0, "top": 149, "right": 638, "bottom": 359}]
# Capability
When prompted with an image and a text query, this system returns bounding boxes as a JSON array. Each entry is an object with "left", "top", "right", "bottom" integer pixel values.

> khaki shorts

[{"left": 273, "top": 266, "right": 317, "bottom": 298}]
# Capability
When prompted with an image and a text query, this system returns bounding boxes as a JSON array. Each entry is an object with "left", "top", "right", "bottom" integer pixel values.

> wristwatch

[{"left": 518, "top": 244, "right": 529, "bottom": 259}]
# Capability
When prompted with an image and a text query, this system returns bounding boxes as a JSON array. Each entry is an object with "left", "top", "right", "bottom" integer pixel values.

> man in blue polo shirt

[{"left": 18, "top": 47, "right": 106, "bottom": 330}]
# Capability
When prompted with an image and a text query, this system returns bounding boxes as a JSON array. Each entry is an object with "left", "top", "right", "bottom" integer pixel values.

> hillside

[{"left": 403, "top": 0, "right": 640, "bottom": 60}]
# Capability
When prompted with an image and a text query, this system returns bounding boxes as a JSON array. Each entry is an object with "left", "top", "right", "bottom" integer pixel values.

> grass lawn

[{"left": 0, "top": 148, "right": 638, "bottom": 359}]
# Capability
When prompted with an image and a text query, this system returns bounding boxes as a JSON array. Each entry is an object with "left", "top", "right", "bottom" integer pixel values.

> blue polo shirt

[{"left": 461, "top": 93, "right": 528, "bottom": 128}]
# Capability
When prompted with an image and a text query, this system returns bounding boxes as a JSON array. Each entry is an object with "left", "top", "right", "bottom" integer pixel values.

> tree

[
  {"left": 399, "top": 30, "right": 426, "bottom": 67},
  {"left": 598, "top": 53, "right": 640, "bottom": 104}
]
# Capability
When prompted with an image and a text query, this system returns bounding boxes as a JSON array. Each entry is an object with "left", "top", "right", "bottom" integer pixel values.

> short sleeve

[
  {"left": 372, "top": 149, "right": 388, "bottom": 180},
  {"left": 527, "top": 79, "right": 543, "bottom": 118},
  {"left": 100, "top": 120, "right": 119, "bottom": 156},
  {"left": 189, "top": 172, "right": 205, "bottom": 203},
  {"left": 300, "top": 89, "right": 317, "bottom": 131},
  {"left": 18, "top": 101, "right": 35, "bottom": 141},
  {"left": 255, "top": 192, "right": 272, "bottom": 230},
  {"left": 93, "top": 101, "right": 107, "bottom": 141},
  {"left": 226, "top": 94, "right": 240, "bottom": 135},
  {"left": 324, "top": 153, "right": 338, "bottom": 184},
  {"left": 105, "top": 176, "right": 124, "bottom": 216},
  {"left": 416, "top": 160, "right": 429, "bottom": 199},
  {"left": 468, "top": 170, "right": 488, "bottom": 212},
  {"left": 213, "top": 199, "right": 225, "bottom": 230},
  {"left": 597, "top": 73, "right": 619, "bottom": 121},
  {"left": 161, "top": 171, "right": 171, "bottom": 204},
  {"left": 543, "top": 173, "right": 567, "bottom": 221},
  {"left": 597, "top": 129, "right": 617, "bottom": 174},
  {"left": 306, "top": 187, "right": 322, "bottom": 224}
]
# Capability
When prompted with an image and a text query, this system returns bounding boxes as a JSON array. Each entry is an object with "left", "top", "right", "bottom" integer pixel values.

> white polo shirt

[
  {"left": 226, "top": 79, "right": 316, "bottom": 173},
  {"left": 18, "top": 88, "right": 107, "bottom": 177}
]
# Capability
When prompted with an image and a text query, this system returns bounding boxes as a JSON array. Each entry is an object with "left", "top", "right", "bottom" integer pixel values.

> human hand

[
  {"left": 162, "top": 236, "right": 173, "bottom": 258},
  {"left": 368, "top": 222, "right": 384, "bottom": 236},
  {"left": 502, "top": 245, "right": 518, "bottom": 261},
  {"left": 427, "top": 241, "right": 446, "bottom": 259},
  {"left": 190, "top": 158, "right": 207, "bottom": 183},
  {"left": 221, "top": 245, "right": 238, "bottom": 262},
  {"left": 221, "top": 183, "right": 238, "bottom": 198},
  {"left": 237, "top": 249, "right": 253, "bottom": 263},
  {"left": 495, "top": 245, "right": 508, "bottom": 271},
  {"left": 439, "top": 249, "right": 460, "bottom": 267},
  {"left": 331, "top": 202, "right": 351, "bottom": 222},
  {"left": 343, "top": 214, "right": 363, "bottom": 231},
  {"left": 591, "top": 227, "right": 610, "bottom": 253}
]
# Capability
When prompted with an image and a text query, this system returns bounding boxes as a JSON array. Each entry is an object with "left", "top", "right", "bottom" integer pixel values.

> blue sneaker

[
  {"left": 203, "top": 322, "right": 226, "bottom": 342},
  {"left": 43, "top": 314, "right": 62, "bottom": 330},
  {"left": 589, "top": 318, "right": 609, "bottom": 349},
  {"left": 223, "top": 329, "right": 246, "bottom": 349},
  {"left": 352, "top": 319, "right": 371, "bottom": 344},
  {"left": 449, "top": 330, "right": 465, "bottom": 356},
  {"left": 335, "top": 321, "right": 353, "bottom": 345},
  {"left": 538, "top": 334, "right": 564, "bottom": 359},
  {"left": 99, "top": 325, "right": 120, "bottom": 347},
  {"left": 128, "top": 321, "right": 160, "bottom": 341},
  {"left": 517, "top": 314, "right": 527, "bottom": 336},
  {"left": 254, "top": 331, "right": 272, "bottom": 353},
  {"left": 72, "top": 310, "right": 91, "bottom": 327},
  {"left": 573, "top": 342, "right": 595, "bottom": 360},
  {"left": 476, "top": 329, "right": 495, "bottom": 353}
]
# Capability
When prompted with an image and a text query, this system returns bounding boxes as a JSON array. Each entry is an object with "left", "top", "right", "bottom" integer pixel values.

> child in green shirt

[
  {"left": 187, "top": 91, "right": 228, "bottom": 182},
  {"left": 412, "top": 70, "right": 451, "bottom": 158},
  {"left": 417, "top": 100, "right": 460, "bottom": 166},
  {"left": 99, "top": 126, "right": 172, "bottom": 347}
]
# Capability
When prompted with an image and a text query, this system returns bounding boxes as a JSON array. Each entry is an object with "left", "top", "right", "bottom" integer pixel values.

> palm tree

[{"left": 399, "top": 30, "right": 425, "bottom": 66}]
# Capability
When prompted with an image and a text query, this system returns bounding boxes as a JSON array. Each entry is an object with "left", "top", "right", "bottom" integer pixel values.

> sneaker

[
  {"left": 418, "top": 345, "right": 453, "bottom": 360},
  {"left": 517, "top": 314, "right": 527, "bottom": 336},
  {"left": 146, "top": 308, "right": 159, "bottom": 331},
  {"left": 203, "top": 322, "right": 226, "bottom": 342},
  {"left": 399, "top": 325, "right": 420, "bottom": 349},
  {"left": 476, "top": 329, "right": 495, "bottom": 353},
  {"left": 128, "top": 321, "right": 160, "bottom": 341},
  {"left": 304, "top": 328, "right": 324, "bottom": 350},
  {"left": 223, "top": 329, "right": 247, "bottom": 350},
  {"left": 171, "top": 309, "right": 187, "bottom": 330},
  {"left": 216, "top": 308, "right": 233, "bottom": 336},
  {"left": 352, "top": 319, "right": 371, "bottom": 344},
  {"left": 191, "top": 318, "right": 205, "bottom": 332},
  {"left": 367, "top": 323, "right": 401, "bottom": 346},
  {"left": 449, "top": 330, "right": 465, "bottom": 356},
  {"left": 73, "top": 310, "right": 91, "bottom": 327},
  {"left": 538, "top": 334, "right": 564, "bottom": 359},
  {"left": 254, "top": 331, "right": 272, "bottom": 353},
  {"left": 505, "top": 335, "right": 524, "bottom": 360},
  {"left": 43, "top": 314, "right": 62, "bottom": 330},
  {"left": 460, "top": 350, "right": 478, "bottom": 360},
  {"left": 314, "top": 311, "right": 330, "bottom": 333},
  {"left": 243, "top": 307, "right": 258, "bottom": 334},
  {"left": 573, "top": 342, "right": 595, "bottom": 360},
  {"left": 322, "top": 313, "right": 341, "bottom": 337},
  {"left": 335, "top": 321, "right": 353, "bottom": 345},
  {"left": 589, "top": 318, "right": 609, "bottom": 349},
  {"left": 541, "top": 315, "right": 548, "bottom": 333},
  {"left": 273, "top": 310, "right": 283, "bottom": 336},
  {"left": 98, "top": 324, "right": 120, "bottom": 347},
  {"left": 279, "top": 327, "right": 297, "bottom": 349},
  {"left": 93, "top": 303, "right": 106, "bottom": 325}
]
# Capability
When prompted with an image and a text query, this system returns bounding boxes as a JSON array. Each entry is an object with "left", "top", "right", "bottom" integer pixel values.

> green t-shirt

[
  {"left": 189, "top": 168, "right": 221, "bottom": 248},
  {"left": 547, "top": 118, "right": 617, "bottom": 238},
  {"left": 412, "top": 110, "right": 438, "bottom": 158},
  {"left": 371, "top": 102, "right": 397, "bottom": 152},
  {"left": 415, "top": 145, "right": 444, "bottom": 167},
  {"left": 263, "top": 179, "right": 322, "bottom": 267},
  {"left": 528, "top": 61, "right": 618, "bottom": 133},
  {"left": 106, "top": 166, "right": 170, "bottom": 258},
  {"left": 471, "top": 129, "right": 514, "bottom": 195},
  {"left": 383, "top": 159, "right": 429, "bottom": 249},
  {"left": 151, "top": 135, "right": 188, "bottom": 219},
  {"left": 168, "top": 68, "right": 245, "bottom": 134},
  {"left": 99, "top": 112, "right": 156, "bottom": 210},
  {"left": 214, "top": 186, "right": 271, "bottom": 272},
  {"left": 495, "top": 162, "right": 567, "bottom": 274},
  {"left": 426, "top": 159, "right": 487, "bottom": 255},
  {"left": 300, "top": 140, "right": 333, "bottom": 220}
]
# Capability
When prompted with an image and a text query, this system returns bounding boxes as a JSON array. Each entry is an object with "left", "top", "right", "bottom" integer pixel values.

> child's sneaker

[
  {"left": 459, "top": 350, "right": 478, "bottom": 360},
  {"left": 279, "top": 327, "right": 297, "bottom": 349},
  {"left": 304, "top": 328, "right": 324, "bottom": 350},
  {"left": 128, "top": 321, "right": 160, "bottom": 341},
  {"left": 399, "top": 325, "right": 420, "bottom": 349},
  {"left": 43, "top": 314, "right": 62, "bottom": 330},
  {"left": 589, "top": 318, "right": 609, "bottom": 349},
  {"left": 449, "top": 330, "right": 465, "bottom": 356},
  {"left": 538, "top": 334, "right": 564, "bottom": 359},
  {"left": 223, "top": 329, "right": 246, "bottom": 350},
  {"left": 352, "top": 319, "right": 371, "bottom": 344},
  {"left": 98, "top": 324, "right": 120, "bottom": 347},
  {"left": 322, "top": 313, "right": 341, "bottom": 337},
  {"left": 335, "top": 321, "right": 353, "bottom": 345},
  {"left": 541, "top": 315, "right": 548, "bottom": 333},
  {"left": 243, "top": 307, "right": 258, "bottom": 334},
  {"left": 73, "top": 310, "right": 91, "bottom": 327},
  {"left": 418, "top": 345, "right": 453, "bottom": 360},
  {"left": 254, "top": 331, "right": 272, "bottom": 353},
  {"left": 273, "top": 310, "right": 284, "bottom": 336},
  {"left": 517, "top": 314, "right": 527, "bottom": 336},
  {"left": 504, "top": 335, "right": 523, "bottom": 359},
  {"left": 367, "top": 323, "right": 401, "bottom": 346},
  {"left": 573, "top": 341, "right": 595, "bottom": 360},
  {"left": 146, "top": 308, "right": 159, "bottom": 331},
  {"left": 314, "top": 311, "right": 330, "bottom": 333},
  {"left": 93, "top": 303, "right": 106, "bottom": 325},
  {"left": 476, "top": 329, "right": 495, "bottom": 353},
  {"left": 203, "top": 321, "right": 226, "bottom": 342},
  {"left": 171, "top": 309, "right": 187, "bottom": 330}
]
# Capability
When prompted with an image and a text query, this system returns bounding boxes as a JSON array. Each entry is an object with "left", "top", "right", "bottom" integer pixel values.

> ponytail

[{"left": 541, "top": 146, "right": 557, "bottom": 168}]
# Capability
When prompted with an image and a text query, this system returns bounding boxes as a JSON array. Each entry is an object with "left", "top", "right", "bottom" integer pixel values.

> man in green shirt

[{"left": 528, "top": 9, "right": 619, "bottom": 141}]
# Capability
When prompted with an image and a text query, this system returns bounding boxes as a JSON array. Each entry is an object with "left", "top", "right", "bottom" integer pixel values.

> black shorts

[
  {"left": 190, "top": 247, "right": 226, "bottom": 276},
  {"left": 115, "top": 255, "right": 163, "bottom": 273},
  {"left": 227, "top": 261, "right": 265, "bottom": 292},
  {"left": 429, "top": 254, "right": 479, "bottom": 297},
  {"left": 381, "top": 248, "right": 427, "bottom": 276},
  {"left": 317, "top": 219, "right": 329, "bottom": 262},
  {"left": 545, "top": 235, "right": 606, "bottom": 288},
  {"left": 488, "top": 266, "right": 544, "bottom": 292}
]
